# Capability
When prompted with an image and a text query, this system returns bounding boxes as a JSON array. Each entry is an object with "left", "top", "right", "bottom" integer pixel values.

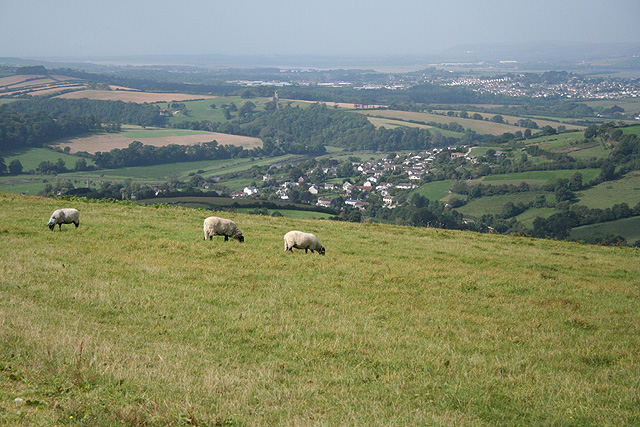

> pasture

[
  {"left": 472, "top": 169, "right": 601, "bottom": 187},
  {"left": 454, "top": 191, "right": 553, "bottom": 220},
  {"left": 1, "top": 193, "right": 639, "bottom": 426},
  {"left": 570, "top": 216, "right": 640, "bottom": 244},
  {"left": 1, "top": 147, "right": 92, "bottom": 172},
  {"left": 410, "top": 179, "right": 453, "bottom": 202},
  {"left": 576, "top": 171, "right": 640, "bottom": 209}
]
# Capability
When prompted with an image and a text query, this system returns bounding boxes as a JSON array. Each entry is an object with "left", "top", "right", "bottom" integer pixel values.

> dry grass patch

[
  {"left": 52, "top": 129, "right": 262, "bottom": 153},
  {"left": 57, "top": 89, "right": 214, "bottom": 103}
]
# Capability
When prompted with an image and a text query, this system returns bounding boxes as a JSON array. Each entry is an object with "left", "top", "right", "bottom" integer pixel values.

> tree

[
  {"left": 74, "top": 158, "right": 88, "bottom": 171},
  {"left": 8, "top": 159, "right": 22, "bottom": 175},
  {"left": 491, "top": 115, "right": 504, "bottom": 124},
  {"left": 0, "top": 156, "right": 6, "bottom": 175}
]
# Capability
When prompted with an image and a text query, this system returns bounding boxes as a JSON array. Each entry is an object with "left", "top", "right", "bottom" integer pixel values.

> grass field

[
  {"left": 571, "top": 216, "right": 640, "bottom": 244},
  {"left": 0, "top": 154, "right": 296, "bottom": 194},
  {"left": 140, "top": 197, "right": 335, "bottom": 221},
  {"left": 167, "top": 97, "right": 274, "bottom": 124},
  {"left": 1, "top": 192, "right": 639, "bottom": 426},
  {"left": 1, "top": 147, "right": 92, "bottom": 172},
  {"left": 474, "top": 169, "right": 601, "bottom": 187},
  {"left": 577, "top": 171, "right": 640, "bottom": 209},
  {"left": 411, "top": 179, "right": 453, "bottom": 201},
  {"left": 432, "top": 110, "right": 585, "bottom": 131},
  {"left": 454, "top": 191, "right": 553, "bottom": 220}
]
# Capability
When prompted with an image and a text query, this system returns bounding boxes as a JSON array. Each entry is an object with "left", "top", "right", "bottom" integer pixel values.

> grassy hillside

[{"left": 1, "top": 193, "right": 639, "bottom": 426}]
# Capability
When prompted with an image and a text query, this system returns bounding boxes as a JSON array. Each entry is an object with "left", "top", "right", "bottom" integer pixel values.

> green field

[
  {"left": 475, "top": 169, "right": 601, "bottom": 187},
  {"left": 571, "top": 216, "right": 640, "bottom": 244},
  {"left": 166, "top": 97, "right": 274, "bottom": 124},
  {"left": 2, "top": 147, "right": 93, "bottom": 172},
  {"left": 411, "top": 179, "right": 453, "bottom": 201},
  {"left": 139, "top": 196, "right": 336, "bottom": 220},
  {"left": 234, "top": 208, "right": 336, "bottom": 220},
  {"left": 577, "top": 171, "right": 640, "bottom": 209},
  {"left": 1, "top": 192, "right": 639, "bottom": 426},
  {"left": 454, "top": 191, "right": 552, "bottom": 220}
]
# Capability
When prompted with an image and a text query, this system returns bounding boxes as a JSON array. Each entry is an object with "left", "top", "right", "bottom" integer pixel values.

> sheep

[
  {"left": 284, "top": 230, "right": 325, "bottom": 255},
  {"left": 203, "top": 216, "right": 244, "bottom": 242},
  {"left": 48, "top": 208, "right": 80, "bottom": 231}
]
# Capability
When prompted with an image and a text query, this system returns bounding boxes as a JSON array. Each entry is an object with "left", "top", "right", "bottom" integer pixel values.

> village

[{"left": 228, "top": 146, "right": 476, "bottom": 211}]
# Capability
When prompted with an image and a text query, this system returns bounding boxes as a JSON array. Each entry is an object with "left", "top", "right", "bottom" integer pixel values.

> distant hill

[{"left": 439, "top": 41, "right": 640, "bottom": 69}]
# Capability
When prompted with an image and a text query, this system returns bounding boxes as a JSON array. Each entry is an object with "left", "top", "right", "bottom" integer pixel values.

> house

[
  {"left": 308, "top": 184, "right": 319, "bottom": 195},
  {"left": 342, "top": 181, "right": 354, "bottom": 193},
  {"left": 243, "top": 186, "right": 259, "bottom": 196},
  {"left": 324, "top": 183, "right": 336, "bottom": 191},
  {"left": 316, "top": 197, "right": 333, "bottom": 208},
  {"left": 230, "top": 191, "right": 244, "bottom": 199},
  {"left": 262, "top": 174, "right": 273, "bottom": 182},
  {"left": 354, "top": 201, "right": 370, "bottom": 211},
  {"left": 396, "top": 183, "right": 417, "bottom": 190},
  {"left": 383, "top": 195, "right": 395, "bottom": 205}
]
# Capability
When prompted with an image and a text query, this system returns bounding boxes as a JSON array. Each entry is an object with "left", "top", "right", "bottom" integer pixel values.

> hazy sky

[{"left": 1, "top": 0, "right": 639, "bottom": 58}]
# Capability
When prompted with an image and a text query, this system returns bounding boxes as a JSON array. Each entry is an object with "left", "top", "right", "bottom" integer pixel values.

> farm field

[
  {"left": 0, "top": 74, "right": 85, "bottom": 97},
  {"left": 432, "top": 109, "right": 585, "bottom": 131},
  {"left": 355, "top": 109, "right": 584, "bottom": 136},
  {"left": 1, "top": 193, "right": 639, "bottom": 425},
  {"left": 576, "top": 171, "right": 640, "bottom": 209},
  {"left": 1, "top": 147, "right": 93, "bottom": 172},
  {"left": 57, "top": 89, "right": 214, "bottom": 103},
  {"left": 366, "top": 116, "right": 464, "bottom": 138},
  {"left": 51, "top": 125, "right": 262, "bottom": 154},
  {"left": 571, "top": 216, "right": 640, "bottom": 244},
  {"left": 0, "top": 154, "right": 296, "bottom": 195},
  {"left": 472, "top": 169, "right": 601, "bottom": 187},
  {"left": 582, "top": 98, "right": 640, "bottom": 113},
  {"left": 167, "top": 97, "right": 275, "bottom": 124},
  {"left": 411, "top": 179, "right": 453, "bottom": 201},
  {"left": 141, "top": 196, "right": 337, "bottom": 219},
  {"left": 454, "top": 191, "right": 552, "bottom": 219}
]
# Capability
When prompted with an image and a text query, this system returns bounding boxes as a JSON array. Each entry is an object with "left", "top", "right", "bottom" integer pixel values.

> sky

[{"left": 1, "top": 0, "right": 639, "bottom": 59}]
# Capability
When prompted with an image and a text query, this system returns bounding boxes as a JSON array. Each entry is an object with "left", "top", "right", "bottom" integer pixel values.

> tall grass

[{"left": 1, "top": 192, "right": 639, "bottom": 426}]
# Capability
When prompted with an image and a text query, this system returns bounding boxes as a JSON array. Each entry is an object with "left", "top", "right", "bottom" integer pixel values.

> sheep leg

[
  {"left": 224, "top": 235, "right": 229, "bottom": 241},
  {"left": 74, "top": 221, "right": 79, "bottom": 228},
  {"left": 305, "top": 248, "right": 308, "bottom": 253},
  {"left": 58, "top": 223, "right": 62, "bottom": 231}
]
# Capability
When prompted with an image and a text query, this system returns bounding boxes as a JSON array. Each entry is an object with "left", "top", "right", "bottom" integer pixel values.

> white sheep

[
  {"left": 284, "top": 230, "right": 325, "bottom": 255},
  {"left": 48, "top": 208, "right": 80, "bottom": 231},
  {"left": 203, "top": 216, "right": 244, "bottom": 242}
]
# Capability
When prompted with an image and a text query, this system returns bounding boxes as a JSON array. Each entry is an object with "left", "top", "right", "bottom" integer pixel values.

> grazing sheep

[
  {"left": 48, "top": 208, "right": 80, "bottom": 231},
  {"left": 284, "top": 230, "right": 325, "bottom": 255},
  {"left": 203, "top": 216, "right": 244, "bottom": 242}
]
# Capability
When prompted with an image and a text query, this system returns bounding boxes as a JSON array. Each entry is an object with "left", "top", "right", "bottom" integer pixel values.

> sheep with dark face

[
  {"left": 203, "top": 216, "right": 244, "bottom": 242},
  {"left": 284, "top": 230, "right": 325, "bottom": 255},
  {"left": 48, "top": 208, "right": 80, "bottom": 231}
]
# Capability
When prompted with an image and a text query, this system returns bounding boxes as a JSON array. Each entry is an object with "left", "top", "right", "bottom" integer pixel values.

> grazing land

[
  {"left": 571, "top": 216, "right": 640, "bottom": 243},
  {"left": 1, "top": 193, "right": 639, "bottom": 426},
  {"left": 576, "top": 171, "right": 640, "bottom": 209}
]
